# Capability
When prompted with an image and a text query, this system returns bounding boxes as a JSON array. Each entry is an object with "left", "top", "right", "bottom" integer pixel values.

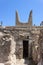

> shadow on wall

[{"left": 24, "top": 58, "right": 37, "bottom": 65}]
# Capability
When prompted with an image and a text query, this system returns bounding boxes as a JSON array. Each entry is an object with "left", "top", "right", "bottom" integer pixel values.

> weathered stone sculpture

[{"left": 0, "top": 10, "right": 43, "bottom": 65}]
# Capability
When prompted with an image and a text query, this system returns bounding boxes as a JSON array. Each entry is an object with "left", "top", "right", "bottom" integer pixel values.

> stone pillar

[
  {"left": 28, "top": 36, "right": 32, "bottom": 59},
  {"left": 16, "top": 40, "right": 23, "bottom": 59}
]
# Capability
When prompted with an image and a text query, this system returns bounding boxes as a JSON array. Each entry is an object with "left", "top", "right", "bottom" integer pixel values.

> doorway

[{"left": 23, "top": 40, "right": 28, "bottom": 59}]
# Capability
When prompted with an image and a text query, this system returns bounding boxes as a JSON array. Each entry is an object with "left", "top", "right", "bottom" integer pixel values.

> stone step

[{"left": 16, "top": 59, "right": 29, "bottom": 65}]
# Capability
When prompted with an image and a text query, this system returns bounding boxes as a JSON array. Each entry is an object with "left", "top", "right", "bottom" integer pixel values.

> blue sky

[{"left": 0, "top": 0, "right": 43, "bottom": 26}]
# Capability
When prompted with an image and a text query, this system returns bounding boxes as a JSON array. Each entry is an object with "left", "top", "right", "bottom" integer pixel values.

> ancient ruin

[{"left": 0, "top": 10, "right": 43, "bottom": 65}]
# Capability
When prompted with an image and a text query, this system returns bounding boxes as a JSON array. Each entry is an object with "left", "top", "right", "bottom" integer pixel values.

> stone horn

[
  {"left": 16, "top": 11, "right": 20, "bottom": 25},
  {"left": 28, "top": 10, "right": 32, "bottom": 26}
]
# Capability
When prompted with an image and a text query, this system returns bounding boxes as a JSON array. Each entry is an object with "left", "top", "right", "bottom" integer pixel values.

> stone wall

[
  {"left": 0, "top": 25, "right": 43, "bottom": 65},
  {"left": 0, "top": 28, "right": 17, "bottom": 65}
]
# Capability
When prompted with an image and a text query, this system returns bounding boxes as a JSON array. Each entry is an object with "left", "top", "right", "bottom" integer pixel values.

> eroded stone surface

[{"left": 0, "top": 11, "right": 43, "bottom": 65}]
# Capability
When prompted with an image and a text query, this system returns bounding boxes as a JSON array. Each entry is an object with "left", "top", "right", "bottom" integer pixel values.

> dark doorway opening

[{"left": 23, "top": 40, "right": 28, "bottom": 59}]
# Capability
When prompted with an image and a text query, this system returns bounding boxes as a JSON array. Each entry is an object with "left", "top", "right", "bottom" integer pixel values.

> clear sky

[{"left": 0, "top": 0, "right": 43, "bottom": 26}]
